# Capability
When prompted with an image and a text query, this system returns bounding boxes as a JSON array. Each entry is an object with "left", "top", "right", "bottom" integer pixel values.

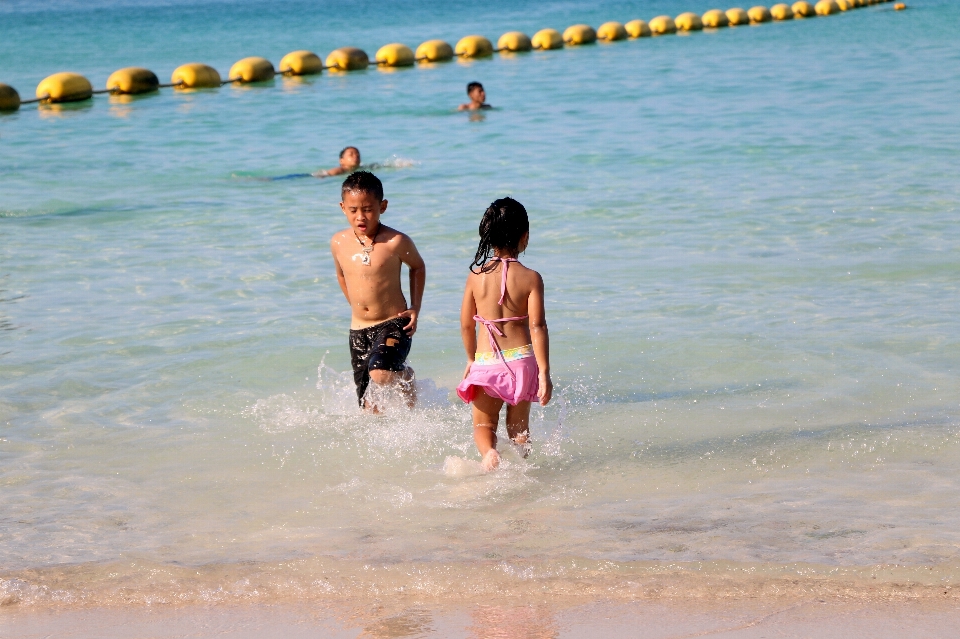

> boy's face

[
  {"left": 340, "top": 190, "right": 388, "bottom": 236},
  {"left": 469, "top": 87, "right": 485, "bottom": 104},
  {"left": 340, "top": 147, "right": 361, "bottom": 170}
]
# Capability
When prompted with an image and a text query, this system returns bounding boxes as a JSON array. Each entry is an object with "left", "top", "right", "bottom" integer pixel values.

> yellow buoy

[
  {"left": 625, "top": 20, "right": 652, "bottom": 37},
  {"left": 748, "top": 6, "right": 772, "bottom": 22},
  {"left": 792, "top": 1, "right": 816, "bottom": 16},
  {"left": 455, "top": 35, "right": 494, "bottom": 58},
  {"left": 815, "top": 0, "right": 839, "bottom": 14},
  {"left": 649, "top": 15, "right": 677, "bottom": 34},
  {"left": 771, "top": 3, "right": 795, "bottom": 18},
  {"left": 0, "top": 83, "right": 20, "bottom": 112},
  {"left": 835, "top": 0, "right": 852, "bottom": 9},
  {"left": 675, "top": 12, "right": 704, "bottom": 31},
  {"left": 563, "top": 24, "right": 597, "bottom": 45},
  {"left": 326, "top": 47, "right": 369, "bottom": 72},
  {"left": 702, "top": 9, "right": 730, "bottom": 27},
  {"left": 229, "top": 57, "right": 275, "bottom": 83},
  {"left": 376, "top": 43, "right": 415, "bottom": 67},
  {"left": 597, "top": 22, "right": 628, "bottom": 41},
  {"left": 531, "top": 28, "right": 564, "bottom": 49},
  {"left": 894, "top": 2, "right": 906, "bottom": 8},
  {"left": 726, "top": 8, "right": 751, "bottom": 25},
  {"left": 279, "top": 50, "right": 323, "bottom": 75},
  {"left": 171, "top": 63, "right": 221, "bottom": 89},
  {"left": 497, "top": 32, "right": 532, "bottom": 52},
  {"left": 36, "top": 72, "right": 93, "bottom": 103},
  {"left": 416, "top": 40, "right": 454, "bottom": 62},
  {"left": 106, "top": 67, "right": 159, "bottom": 95}
]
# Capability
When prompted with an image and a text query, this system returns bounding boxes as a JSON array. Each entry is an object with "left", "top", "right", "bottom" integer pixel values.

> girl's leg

[
  {"left": 472, "top": 388, "right": 504, "bottom": 470},
  {"left": 505, "top": 400, "right": 531, "bottom": 441}
]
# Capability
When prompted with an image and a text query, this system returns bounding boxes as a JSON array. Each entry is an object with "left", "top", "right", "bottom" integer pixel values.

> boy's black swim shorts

[{"left": 348, "top": 317, "right": 412, "bottom": 406}]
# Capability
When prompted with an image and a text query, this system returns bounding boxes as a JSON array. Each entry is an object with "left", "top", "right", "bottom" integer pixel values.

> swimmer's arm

[
  {"left": 397, "top": 235, "right": 426, "bottom": 336},
  {"left": 313, "top": 167, "right": 344, "bottom": 178},
  {"left": 330, "top": 237, "right": 350, "bottom": 303},
  {"left": 460, "top": 277, "right": 478, "bottom": 367},
  {"left": 528, "top": 274, "right": 552, "bottom": 406}
]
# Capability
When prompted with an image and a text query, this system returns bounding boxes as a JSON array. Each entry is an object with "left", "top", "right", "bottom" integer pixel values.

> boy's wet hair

[
  {"left": 467, "top": 81, "right": 483, "bottom": 95},
  {"left": 471, "top": 197, "right": 529, "bottom": 274},
  {"left": 339, "top": 146, "right": 359, "bottom": 159},
  {"left": 342, "top": 170, "right": 383, "bottom": 201}
]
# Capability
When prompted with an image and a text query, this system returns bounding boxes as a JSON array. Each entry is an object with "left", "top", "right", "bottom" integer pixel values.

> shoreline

[
  {"left": 3, "top": 556, "right": 958, "bottom": 609},
  {"left": 4, "top": 598, "right": 960, "bottom": 638}
]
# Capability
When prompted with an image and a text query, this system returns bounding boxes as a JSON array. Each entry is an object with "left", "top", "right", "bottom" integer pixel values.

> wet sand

[{"left": 4, "top": 598, "right": 960, "bottom": 638}]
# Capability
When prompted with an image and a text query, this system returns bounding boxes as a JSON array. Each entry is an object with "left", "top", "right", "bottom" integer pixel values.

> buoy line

[{"left": 0, "top": 0, "right": 900, "bottom": 114}]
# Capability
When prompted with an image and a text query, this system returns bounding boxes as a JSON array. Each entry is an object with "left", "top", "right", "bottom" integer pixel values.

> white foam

[{"left": 442, "top": 455, "right": 484, "bottom": 477}]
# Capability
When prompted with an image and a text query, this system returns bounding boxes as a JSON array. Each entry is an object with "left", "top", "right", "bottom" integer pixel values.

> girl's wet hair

[{"left": 470, "top": 197, "right": 529, "bottom": 274}]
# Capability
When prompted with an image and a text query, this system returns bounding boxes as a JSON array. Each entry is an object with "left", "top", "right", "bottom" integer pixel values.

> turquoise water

[{"left": 3, "top": 0, "right": 960, "bottom": 608}]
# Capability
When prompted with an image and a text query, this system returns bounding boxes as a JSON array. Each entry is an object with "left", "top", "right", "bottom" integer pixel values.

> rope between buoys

[{"left": 10, "top": 5, "right": 892, "bottom": 111}]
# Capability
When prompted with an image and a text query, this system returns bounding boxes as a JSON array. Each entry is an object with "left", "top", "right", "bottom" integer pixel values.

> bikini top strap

[
  {"left": 473, "top": 314, "right": 528, "bottom": 380},
  {"left": 490, "top": 257, "right": 519, "bottom": 306}
]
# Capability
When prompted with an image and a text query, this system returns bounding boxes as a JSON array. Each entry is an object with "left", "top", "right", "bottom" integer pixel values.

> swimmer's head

[
  {"left": 466, "top": 81, "right": 485, "bottom": 104},
  {"left": 341, "top": 170, "right": 383, "bottom": 202},
  {"left": 471, "top": 197, "right": 529, "bottom": 273},
  {"left": 339, "top": 146, "right": 361, "bottom": 170}
]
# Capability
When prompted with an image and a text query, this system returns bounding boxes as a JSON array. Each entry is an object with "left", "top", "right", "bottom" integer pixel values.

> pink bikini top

[{"left": 474, "top": 257, "right": 528, "bottom": 376}]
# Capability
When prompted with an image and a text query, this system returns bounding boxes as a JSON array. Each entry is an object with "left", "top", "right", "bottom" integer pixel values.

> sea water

[{"left": 2, "top": 0, "right": 960, "bottom": 611}]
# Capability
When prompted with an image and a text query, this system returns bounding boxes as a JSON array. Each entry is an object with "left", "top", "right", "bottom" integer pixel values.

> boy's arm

[
  {"left": 460, "top": 276, "right": 478, "bottom": 377},
  {"left": 396, "top": 235, "right": 426, "bottom": 336},
  {"left": 528, "top": 273, "right": 552, "bottom": 406},
  {"left": 330, "top": 238, "right": 350, "bottom": 302}
]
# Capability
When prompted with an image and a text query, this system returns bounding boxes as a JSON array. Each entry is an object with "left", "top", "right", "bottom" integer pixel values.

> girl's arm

[
  {"left": 527, "top": 273, "right": 552, "bottom": 406},
  {"left": 460, "top": 275, "right": 478, "bottom": 377}
]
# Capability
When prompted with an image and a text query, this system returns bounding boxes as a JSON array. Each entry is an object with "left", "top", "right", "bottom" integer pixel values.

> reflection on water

[
  {"left": 362, "top": 608, "right": 433, "bottom": 638},
  {"left": 469, "top": 605, "right": 557, "bottom": 639}
]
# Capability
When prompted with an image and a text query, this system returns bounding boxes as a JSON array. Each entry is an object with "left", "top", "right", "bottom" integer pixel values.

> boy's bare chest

[{"left": 337, "top": 242, "right": 401, "bottom": 275}]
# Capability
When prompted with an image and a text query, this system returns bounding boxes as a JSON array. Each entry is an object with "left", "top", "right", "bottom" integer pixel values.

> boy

[
  {"left": 458, "top": 82, "right": 492, "bottom": 111},
  {"left": 314, "top": 146, "right": 362, "bottom": 178},
  {"left": 330, "top": 171, "right": 425, "bottom": 409}
]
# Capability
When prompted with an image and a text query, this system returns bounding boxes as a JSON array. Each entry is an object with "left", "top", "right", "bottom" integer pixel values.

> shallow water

[{"left": 2, "top": 0, "right": 960, "bottom": 608}]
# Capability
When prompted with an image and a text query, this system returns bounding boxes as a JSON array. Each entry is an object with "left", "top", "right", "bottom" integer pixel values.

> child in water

[
  {"left": 458, "top": 82, "right": 491, "bottom": 111},
  {"left": 457, "top": 197, "right": 552, "bottom": 471},
  {"left": 330, "top": 171, "right": 426, "bottom": 410},
  {"left": 314, "top": 146, "right": 362, "bottom": 177}
]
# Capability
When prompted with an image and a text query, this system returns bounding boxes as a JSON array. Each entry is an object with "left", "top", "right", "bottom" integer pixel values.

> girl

[{"left": 457, "top": 197, "right": 552, "bottom": 471}]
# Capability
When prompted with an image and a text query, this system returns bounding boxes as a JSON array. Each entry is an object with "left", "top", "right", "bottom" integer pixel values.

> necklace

[{"left": 352, "top": 224, "right": 379, "bottom": 266}]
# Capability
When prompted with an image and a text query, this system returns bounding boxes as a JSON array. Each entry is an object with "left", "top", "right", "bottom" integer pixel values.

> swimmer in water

[
  {"left": 456, "top": 197, "right": 552, "bottom": 471},
  {"left": 458, "top": 82, "right": 492, "bottom": 111},
  {"left": 314, "top": 146, "right": 362, "bottom": 177}
]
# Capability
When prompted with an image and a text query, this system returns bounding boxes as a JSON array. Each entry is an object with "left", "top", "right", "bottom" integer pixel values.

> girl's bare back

[{"left": 468, "top": 259, "right": 542, "bottom": 353}]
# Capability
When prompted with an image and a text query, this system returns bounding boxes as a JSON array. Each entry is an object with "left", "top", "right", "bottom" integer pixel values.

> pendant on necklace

[
  {"left": 353, "top": 228, "right": 375, "bottom": 266},
  {"left": 353, "top": 247, "right": 373, "bottom": 265}
]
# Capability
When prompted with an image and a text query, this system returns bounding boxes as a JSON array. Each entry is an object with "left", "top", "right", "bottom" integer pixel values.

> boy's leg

[
  {"left": 472, "top": 388, "right": 503, "bottom": 470},
  {"left": 365, "top": 319, "right": 414, "bottom": 409},
  {"left": 368, "top": 366, "right": 416, "bottom": 408}
]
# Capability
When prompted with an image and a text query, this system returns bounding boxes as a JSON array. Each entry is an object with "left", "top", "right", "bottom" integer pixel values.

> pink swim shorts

[{"left": 456, "top": 346, "right": 540, "bottom": 406}]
